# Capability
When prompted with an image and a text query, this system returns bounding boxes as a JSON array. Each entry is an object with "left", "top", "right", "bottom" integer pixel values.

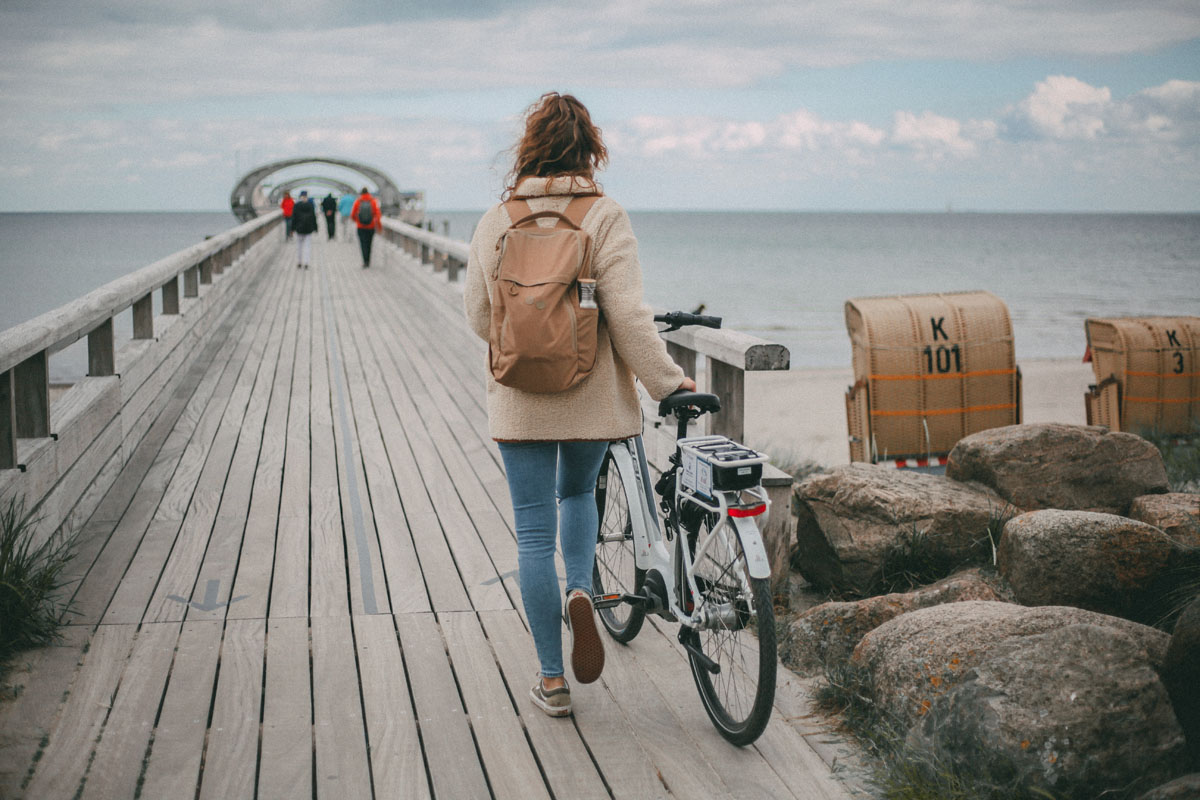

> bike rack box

[
  {"left": 844, "top": 290, "right": 1021, "bottom": 463},
  {"left": 1084, "top": 316, "right": 1200, "bottom": 434}
]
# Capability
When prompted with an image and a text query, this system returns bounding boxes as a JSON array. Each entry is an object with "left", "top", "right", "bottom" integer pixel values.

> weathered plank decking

[{"left": 0, "top": 232, "right": 862, "bottom": 799}]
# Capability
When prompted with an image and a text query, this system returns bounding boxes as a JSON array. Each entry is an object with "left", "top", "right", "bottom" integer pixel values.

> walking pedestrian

[
  {"left": 291, "top": 190, "right": 318, "bottom": 269},
  {"left": 281, "top": 191, "right": 294, "bottom": 239},
  {"left": 351, "top": 188, "right": 382, "bottom": 267},
  {"left": 338, "top": 193, "right": 354, "bottom": 242},
  {"left": 321, "top": 192, "right": 337, "bottom": 240},
  {"left": 463, "top": 92, "right": 695, "bottom": 718}
]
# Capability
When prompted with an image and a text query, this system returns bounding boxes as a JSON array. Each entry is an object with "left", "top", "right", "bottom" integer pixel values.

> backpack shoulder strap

[
  {"left": 503, "top": 199, "right": 534, "bottom": 226},
  {"left": 562, "top": 195, "right": 600, "bottom": 228}
]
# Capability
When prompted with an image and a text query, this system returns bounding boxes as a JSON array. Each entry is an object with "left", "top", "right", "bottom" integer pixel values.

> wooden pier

[{"left": 0, "top": 216, "right": 859, "bottom": 799}]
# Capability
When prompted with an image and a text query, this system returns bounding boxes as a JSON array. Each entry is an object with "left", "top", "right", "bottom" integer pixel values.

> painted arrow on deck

[{"left": 167, "top": 579, "right": 248, "bottom": 611}]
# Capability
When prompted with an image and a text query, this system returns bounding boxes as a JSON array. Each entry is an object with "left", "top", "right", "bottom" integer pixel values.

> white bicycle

[{"left": 591, "top": 311, "right": 777, "bottom": 746}]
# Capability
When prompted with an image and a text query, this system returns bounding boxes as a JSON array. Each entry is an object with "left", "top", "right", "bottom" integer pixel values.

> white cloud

[
  {"left": 1004, "top": 76, "right": 1200, "bottom": 144},
  {"left": 891, "top": 111, "right": 979, "bottom": 157},
  {"left": 1012, "top": 75, "right": 1112, "bottom": 140}
]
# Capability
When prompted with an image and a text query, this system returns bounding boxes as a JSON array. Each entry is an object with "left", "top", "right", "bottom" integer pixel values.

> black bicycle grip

[{"left": 653, "top": 311, "right": 723, "bottom": 329}]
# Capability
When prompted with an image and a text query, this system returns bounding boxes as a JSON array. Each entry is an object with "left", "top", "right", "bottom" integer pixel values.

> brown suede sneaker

[{"left": 566, "top": 589, "right": 605, "bottom": 684}]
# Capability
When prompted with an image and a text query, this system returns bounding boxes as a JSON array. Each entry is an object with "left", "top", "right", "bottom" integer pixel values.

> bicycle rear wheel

[
  {"left": 685, "top": 514, "right": 776, "bottom": 746},
  {"left": 592, "top": 450, "right": 646, "bottom": 643}
]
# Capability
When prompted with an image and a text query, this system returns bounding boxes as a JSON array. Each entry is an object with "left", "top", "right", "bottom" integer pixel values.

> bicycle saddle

[{"left": 658, "top": 389, "right": 721, "bottom": 418}]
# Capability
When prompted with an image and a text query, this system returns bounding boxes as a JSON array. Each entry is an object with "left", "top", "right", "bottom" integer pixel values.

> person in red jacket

[
  {"left": 350, "top": 187, "right": 382, "bottom": 268},
  {"left": 280, "top": 191, "right": 295, "bottom": 240}
]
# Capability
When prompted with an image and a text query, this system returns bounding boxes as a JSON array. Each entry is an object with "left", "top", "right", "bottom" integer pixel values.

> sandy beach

[{"left": 744, "top": 358, "right": 1096, "bottom": 468}]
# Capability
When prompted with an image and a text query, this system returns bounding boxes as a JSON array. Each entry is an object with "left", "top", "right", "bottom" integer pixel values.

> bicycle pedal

[{"left": 593, "top": 593, "right": 641, "bottom": 610}]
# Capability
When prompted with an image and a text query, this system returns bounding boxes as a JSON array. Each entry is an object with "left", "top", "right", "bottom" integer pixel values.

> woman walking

[{"left": 464, "top": 92, "right": 694, "bottom": 717}]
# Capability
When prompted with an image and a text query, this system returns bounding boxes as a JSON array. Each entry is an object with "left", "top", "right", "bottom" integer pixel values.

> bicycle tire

[
  {"left": 685, "top": 514, "right": 776, "bottom": 746},
  {"left": 592, "top": 450, "right": 646, "bottom": 643}
]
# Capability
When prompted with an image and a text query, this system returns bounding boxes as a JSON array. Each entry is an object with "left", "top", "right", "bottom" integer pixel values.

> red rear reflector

[{"left": 729, "top": 504, "right": 766, "bottom": 518}]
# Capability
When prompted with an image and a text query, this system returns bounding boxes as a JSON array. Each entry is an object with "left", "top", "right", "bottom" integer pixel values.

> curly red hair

[{"left": 504, "top": 92, "right": 608, "bottom": 199}]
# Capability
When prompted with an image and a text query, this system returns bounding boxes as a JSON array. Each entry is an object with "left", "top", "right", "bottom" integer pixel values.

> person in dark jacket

[
  {"left": 321, "top": 192, "right": 337, "bottom": 240},
  {"left": 351, "top": 188, "right": 382, "bottom": 268},
  {"left": 291, "top": 190, "right": 319, "bottom": 269}
]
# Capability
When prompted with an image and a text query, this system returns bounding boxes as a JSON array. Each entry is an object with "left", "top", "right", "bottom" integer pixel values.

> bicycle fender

[
  {"left": 608, "top": 442, "right": 657, "bottom": 567},
  {"left": 730, "top": 517, "right": 772, "bottom": 580}
]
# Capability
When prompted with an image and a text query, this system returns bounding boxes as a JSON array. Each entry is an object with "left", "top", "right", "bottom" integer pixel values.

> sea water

[{"left": 2, "top": 210, "right": 1198, "bottom": 380}]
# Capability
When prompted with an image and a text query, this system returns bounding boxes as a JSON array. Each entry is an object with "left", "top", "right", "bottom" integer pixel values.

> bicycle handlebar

[{"left": 653, "top": 311, "right": 723, "bottom": 332}]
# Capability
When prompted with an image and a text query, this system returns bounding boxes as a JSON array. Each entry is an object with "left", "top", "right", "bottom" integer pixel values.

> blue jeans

[{"left": 498, "top": 440, "right": 609, "bottom": 678}]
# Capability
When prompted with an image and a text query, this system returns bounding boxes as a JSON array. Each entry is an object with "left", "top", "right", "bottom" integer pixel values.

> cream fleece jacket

[{"left": 464, "top": 176, "right": 686, "bottom": 441}]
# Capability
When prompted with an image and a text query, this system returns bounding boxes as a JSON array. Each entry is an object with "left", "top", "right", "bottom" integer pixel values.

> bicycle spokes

[
  {"left": 685, "top": 515, "right": 776, "bottom": 746},
  {"left": 592, "top": 451, "right": 646, "bottom": 643}
]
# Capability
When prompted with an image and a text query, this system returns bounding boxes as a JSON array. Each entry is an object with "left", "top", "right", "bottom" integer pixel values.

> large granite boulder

[
  {"left": 1162, "top": 597, "right": 1200, "bottom": 767},
  {"left": 1137, "top": 774, "right": 1200, "bottom": 799},
  {"left": 851, "top": 601, "right": 1169, "bottom": 729},
  {"left": 946, "top": 423, "right": 1169, "bottom": 514},
  {"left": 1129, "top": 493, "right": 1200, "bottom": 547},
  {"left": 792, "top": 464, "right": 1007, "bottom": 594},
  {"left": 998, "top": 510, "right": 1177, "bottom": 623},
  {"left": 785, "top": 568, "right": 1005, "bottom": 675},
  {"left": 907, "top": 623, "right": 1186, "bottom": 799}
]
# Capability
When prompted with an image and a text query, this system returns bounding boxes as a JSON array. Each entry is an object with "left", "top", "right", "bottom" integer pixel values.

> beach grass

[
  {"left": 1142, "top": 428, "right": 1200, "bottom": 494},
  {"left": 0, "top": 496, "right": 75, "bottom": 684}
]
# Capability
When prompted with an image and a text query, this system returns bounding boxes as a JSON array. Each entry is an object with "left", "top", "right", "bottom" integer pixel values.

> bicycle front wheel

[
  {"left": 592, "top": 449, "right": 646, "bottom": 643},
  {"left": 685, "top": 515, "right": 776, "bottom": 746}
]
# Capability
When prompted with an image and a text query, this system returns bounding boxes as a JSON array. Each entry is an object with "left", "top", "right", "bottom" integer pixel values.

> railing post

[
  {"left": 447, "top": 257, "right": 464, "bottom": 282},
  {"left": 14, "top": 351, "right": 50, "bottom": 439},
  {"left": 707, "top": 358, "right": 744, "bottom": 442},
  {"left": 88, "top": 318, "right": 115, "bottom": 377},
  {"left": 666, "top": 342, "right": 697, "bottom": 382},
  {"left": 199, "top": 256, "right": 213, "bottom": 285},
  {"left": 212, "top": 248, "right": 226, "bottom": 276},
  {"left": 184, "top": 265, "right": 199, "bottom": 298},
  {"left": 132, "top": 293, "right": 153, "bottom": 339},
  {"left": 1, "top": 369, "right": 16, "bottom": 469},
  {"left": 162, "top": 276, "right": 180, "bottom": 314}
]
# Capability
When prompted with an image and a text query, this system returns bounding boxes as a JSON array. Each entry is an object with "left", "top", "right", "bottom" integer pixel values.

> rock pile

[{"left": 785, "top": 423, "right": 1199, "bottom": 799}]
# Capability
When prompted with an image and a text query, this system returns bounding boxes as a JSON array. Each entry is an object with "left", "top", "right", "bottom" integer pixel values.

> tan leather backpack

[{"left": 488, "top": 194, "right": 601, "bottom": 393}]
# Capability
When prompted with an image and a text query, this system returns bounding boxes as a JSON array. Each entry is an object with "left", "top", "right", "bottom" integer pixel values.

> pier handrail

[
  {"left": 0, "top": 211, "right": 282, "bottom": 471},
  {"left": 380, "top": 217, "right": 469, "bottom": 281},
  {"left": 0, "top": 211, "right": 281, "bottom": 376}
]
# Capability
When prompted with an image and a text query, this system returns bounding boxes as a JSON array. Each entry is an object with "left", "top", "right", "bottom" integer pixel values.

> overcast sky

[{"left": 1, "top": 1, "right": 1198, "bottom": 212}]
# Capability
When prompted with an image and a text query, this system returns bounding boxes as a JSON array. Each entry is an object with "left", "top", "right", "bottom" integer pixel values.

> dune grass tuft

[{"left": 0, "top": 496, "right": 76, "bottom": 681}]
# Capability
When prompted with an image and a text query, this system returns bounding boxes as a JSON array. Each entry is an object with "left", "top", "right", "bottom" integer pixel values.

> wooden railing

[
  {"left": 381, "top": 218, "right": 468, "bottom": 282},
  {"left": 383, "top": 216, "right": 797, "bottom": 588},
  {"left": 0, "top": 212, "right": 282, "bottom": 541}
]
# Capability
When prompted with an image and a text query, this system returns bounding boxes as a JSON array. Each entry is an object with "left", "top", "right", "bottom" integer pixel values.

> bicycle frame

[{"left": 605, "top": 434, "right": 772, "bottom": 629}]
